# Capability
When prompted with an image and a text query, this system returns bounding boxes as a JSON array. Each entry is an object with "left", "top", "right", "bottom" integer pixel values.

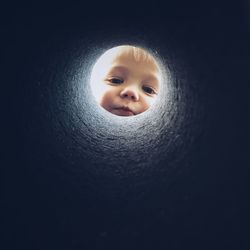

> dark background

[{"left": 3, "top": 1, "right": 250, "bottom": 249}]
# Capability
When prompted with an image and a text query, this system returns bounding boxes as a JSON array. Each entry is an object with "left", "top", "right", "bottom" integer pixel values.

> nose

[{"left": 120, "top": 87, "right": 139, "bottom": 101}]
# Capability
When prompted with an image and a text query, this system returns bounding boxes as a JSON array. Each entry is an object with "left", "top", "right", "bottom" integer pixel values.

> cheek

[
  {"left": 100, "top": 88, "right": 116, "bottom": 110},
  {"left": 91, "top": 77, "right": 116, "bottom": 103},
  {"left": 94, "top": 83, "right": 111, "bottom": 103},
  {"left": 139, "top": 96, "right": 153, "bottom": 111}
]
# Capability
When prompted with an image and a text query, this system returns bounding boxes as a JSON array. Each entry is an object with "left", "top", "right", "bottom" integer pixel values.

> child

[{"left": 90, "top": 45, "right": 161, "bottom": 116}]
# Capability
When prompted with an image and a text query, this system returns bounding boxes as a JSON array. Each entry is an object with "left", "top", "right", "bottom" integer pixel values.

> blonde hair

[{"left": 113, "top": 45, "right": 158, "bottom": 65}]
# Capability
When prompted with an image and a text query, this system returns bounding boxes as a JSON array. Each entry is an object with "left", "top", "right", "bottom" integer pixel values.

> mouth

[{"left": 112, "top": 106, "right": 135, "bottom": 116}]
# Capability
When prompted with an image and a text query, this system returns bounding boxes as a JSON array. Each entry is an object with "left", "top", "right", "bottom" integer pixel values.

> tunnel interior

[{"left": 3, "top": 2, "right": 250, "bottom": 249}]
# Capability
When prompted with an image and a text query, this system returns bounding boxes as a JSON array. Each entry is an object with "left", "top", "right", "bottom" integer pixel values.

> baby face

[{"left": 91, "top": 47, "right": 161, "bottom": 116}]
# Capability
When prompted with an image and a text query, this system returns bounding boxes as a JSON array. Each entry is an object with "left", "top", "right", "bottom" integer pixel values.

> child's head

[{"left": 90, "top": 45, "right": 162, "bottom": 116}]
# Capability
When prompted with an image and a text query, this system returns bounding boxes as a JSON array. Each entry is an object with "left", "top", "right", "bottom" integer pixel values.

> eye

[
  {"left": 142, "top": 86, "right": 157, "bottom": 95},
  {"left": 107, "top": 77, "right": 124, "bottom": 84}
]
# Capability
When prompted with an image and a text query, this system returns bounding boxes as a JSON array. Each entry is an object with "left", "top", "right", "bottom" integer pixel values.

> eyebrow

[
  {"left": 106, "top": 66, "right": 129, "bottom": 76},
  {"left": 107, "top": 65, "right": 160, "bottom": 87},
  {"left": 144, "top": 75, "right": 160, "bottom": 87}
]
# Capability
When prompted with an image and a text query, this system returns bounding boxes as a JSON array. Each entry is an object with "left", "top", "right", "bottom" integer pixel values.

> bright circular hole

[{"left": 90, "top": 45, "right": 164, "bottom": 117}]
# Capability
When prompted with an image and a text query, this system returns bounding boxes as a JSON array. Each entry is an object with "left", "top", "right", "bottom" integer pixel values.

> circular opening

[{"left": 90, "top": 45, "right": 163, "bottom": 117}]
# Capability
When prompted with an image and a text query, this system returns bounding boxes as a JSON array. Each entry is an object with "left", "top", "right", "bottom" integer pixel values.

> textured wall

[{"left": 3, "top": 2, "right": 250, "bottom": 249}]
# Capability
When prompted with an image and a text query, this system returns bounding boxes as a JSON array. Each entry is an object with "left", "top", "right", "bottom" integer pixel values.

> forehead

[
  {"left": 92, "top": 46, "right": 162, "bottom": 86},
  {"left": 107, "top": 52, "right": 157, "bottom": 82},
  {"left": 107, "top": 48, "right": 161, "bottom": 85},
  {"left": 111, "top": 47, "right": 160, "bottom": 71}
]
